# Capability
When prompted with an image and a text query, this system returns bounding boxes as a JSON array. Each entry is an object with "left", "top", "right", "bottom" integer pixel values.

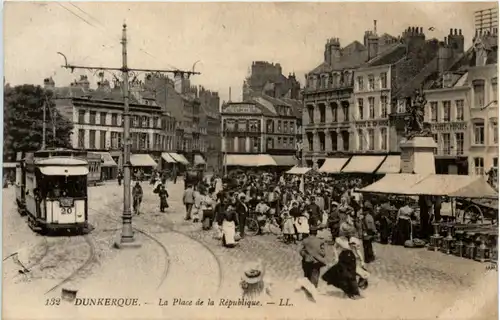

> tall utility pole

[
  {"left": 42, "top": 98, "right": 47, "bottom": 150},
  {"left": 59, "top": 24, "right": 200, "bottom": 248}
]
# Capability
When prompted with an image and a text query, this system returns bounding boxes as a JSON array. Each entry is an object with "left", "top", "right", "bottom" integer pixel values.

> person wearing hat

[
  {"left": 235, "top": 192, "right": 249, "bottom": 239},
  {"left": 328, "top": 202, "right": 341, "bottom": 244},
  {"left": 362, "top": 201, "right": 377, "bottom": 263},
  {"left": 240, "top": 261, "right": 270, "bottom": 299},
  {"left": 392, "top": 201, "right": 414, "bottom": 246},
  {"left": 299, "top": 225, "right": 328, "bottom": 288}
]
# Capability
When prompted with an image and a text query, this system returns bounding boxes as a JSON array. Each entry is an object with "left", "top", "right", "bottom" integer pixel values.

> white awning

[
  {"left": 287, "top": 166, "right": 311, "bottom": 175},
  {"left": 3, "top": 162, "right": 17, "bottom": 168},
  {"left": 406, "top": 174, "right": 487, "bottom": 197},
  {"left": 194, "top": 154, "right": 206, "bottom": 166},
  {"left": 376, "top": 155, "right": 401, "bottom": 174},
  {"left": 130, "top": 154, "right": 157, "bottom": 167},
  {"left": 358, "top": 173, "right": 429, "bottom": 195},
  {"left": 93, "top": 152, "right": 117, "bottom": 167},
  {"left": 161, "top": 153, "right": 177, "bottom": 163},
  {"left": 225, "top": 154, "right": 277, "bottom": 167},
  {"left": 318, "top": 158, "right": 349, "bottom": 173},
  {"left": 341, "top": 156, "right": 386, "bottom": 173},
  {"left": 169, "top": 153, "right": 190, "bottom": 165},
  {"left": 271, "top": 155, "right": 297, "bottom": 167},
  {"left": 39, "top": 166, "right": 89, "bottom": 176}
]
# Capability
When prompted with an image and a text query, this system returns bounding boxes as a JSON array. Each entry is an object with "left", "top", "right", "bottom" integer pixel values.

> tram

[{"left": 15, "top": 149, "right": 89, "bottom": 233}]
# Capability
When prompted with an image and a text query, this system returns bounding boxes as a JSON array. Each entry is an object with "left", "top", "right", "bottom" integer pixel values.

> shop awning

[
  {"left": 318, "top": 158, "right": 349, "bottom": 173},
  {"left": 271, "top": 155, "right": 297, "bottom": 167},
  {"left": 161, "top": 153, "right": 177, "bottom": 163},
  {"left": 3, "top": 162, "right": 17, "bottom": 168},
  {"left": 93, "top": 152, "right": 117, "bottom": 167},
  {"left": 406, "top": 174, "right": 496, "bottom": 197},
  {"left": 358, "top": 173, "right": 429, "bottom": 195},
  {"left": 341, "top": 156, "right": 386, "bottom": 174},
  {"left": 287, "top": 166, "right": 311, "bottom": 175},
  {"left": 39, "top": 166, "right": 89, "bottom": 176},
  {"left": 130, "top": 154, "right": 157, "bottom": 167},
  {"left": 376, "top": 155, "right": 401, "bottom": 174},
  {"left": 169, "top": 153, "right": 190, "bottom": 165},
  {"left": 194, "top": 154, "right": 206, "bottom": 166},
  {"left": 225, "top": 154, "right": 277, "bottom": 167},
  {"left": 449, "top": 177, "right": 498, "bottom": 199}
]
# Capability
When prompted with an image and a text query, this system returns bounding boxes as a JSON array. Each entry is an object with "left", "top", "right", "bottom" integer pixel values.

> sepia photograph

[{"left": 2, "top": 2, "right": 499, "bottom": 319}]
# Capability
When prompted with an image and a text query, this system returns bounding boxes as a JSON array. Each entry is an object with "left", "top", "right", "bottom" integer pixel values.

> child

[{"left": 282, "top": 208, "right": 296, "bottom": 244}]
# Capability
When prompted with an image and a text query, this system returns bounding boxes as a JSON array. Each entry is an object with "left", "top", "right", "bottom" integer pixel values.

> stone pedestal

[{"left": 399, "top": 136, "right": 437, "bottom": 174}]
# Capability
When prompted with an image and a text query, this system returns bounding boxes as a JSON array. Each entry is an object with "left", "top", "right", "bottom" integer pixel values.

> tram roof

[{"left": 33, "top": 157, "right": 88, "bottom": 166}]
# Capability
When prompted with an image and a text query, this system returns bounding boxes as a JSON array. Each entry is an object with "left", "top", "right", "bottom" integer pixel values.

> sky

[{"left": 4, "top": 2, "right": 498, "bottom": 104}]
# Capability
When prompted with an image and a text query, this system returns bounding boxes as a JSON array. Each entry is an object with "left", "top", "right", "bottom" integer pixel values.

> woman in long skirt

[
  {"left": 222, "top": 209, "right": 239, "bottom": 248},
  {"left": 322, "top": 250, "right": 361, "bottom": 299}
]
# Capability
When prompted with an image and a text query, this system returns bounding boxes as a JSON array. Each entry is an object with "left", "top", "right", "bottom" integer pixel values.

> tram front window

[{"left": 42, "top": 175, "right": 87, "bottom": 199}]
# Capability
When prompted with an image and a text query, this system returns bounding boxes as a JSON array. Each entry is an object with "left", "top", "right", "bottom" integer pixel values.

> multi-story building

[
  {"left": 221, "top": 95, "right": 302, "bottom": 168},
  {"left": 47, "top": 75, "right": 178, "bottom": 178},
  {"left": 243, "top": 61, "right": 301, "bottom": 101},
  {"left": 198, "top": 86, "right": 222, "bottom": 172}
]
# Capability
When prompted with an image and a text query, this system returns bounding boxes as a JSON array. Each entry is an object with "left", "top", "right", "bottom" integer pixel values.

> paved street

[{"left": 3, "top": 181, "right": 497, "bottom": 319}]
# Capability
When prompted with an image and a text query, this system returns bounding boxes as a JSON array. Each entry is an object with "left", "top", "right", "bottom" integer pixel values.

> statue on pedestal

[{"left": 405, "top": 89, "right": 432, "bottom": 139}]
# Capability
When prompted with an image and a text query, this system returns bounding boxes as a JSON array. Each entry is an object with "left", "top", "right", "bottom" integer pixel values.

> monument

[{"left": 399, "top": 89, "right": 437, "bottom": 174}]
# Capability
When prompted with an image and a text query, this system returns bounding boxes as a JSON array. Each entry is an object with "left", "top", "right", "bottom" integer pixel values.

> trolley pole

[
  {"left": 58, "top": 24, "right": 200, "bottom": 250},
  {"left": 117, "top": 24, "right": 139, "bottom": 248}
]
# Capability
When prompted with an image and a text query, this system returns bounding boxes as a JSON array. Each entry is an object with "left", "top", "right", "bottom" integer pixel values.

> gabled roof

[{"left": 364, "top": 44, "right": 407, "bottom": 67}]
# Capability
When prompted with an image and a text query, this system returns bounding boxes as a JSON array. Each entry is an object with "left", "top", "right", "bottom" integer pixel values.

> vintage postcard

[{"left": 2, "top": 2, "right": 499, "bottom": 319}]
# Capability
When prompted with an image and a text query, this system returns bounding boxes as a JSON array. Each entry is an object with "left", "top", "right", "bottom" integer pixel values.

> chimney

[
  {"left": 437, "top": 39, "right": 453, "bottom": 74},
  {"left": 174, "top": 71, "right": 183, "bottom": 94},
  {"left": 324, "top": 39, "right": 331, "bottom": 64},
  {"left": 43, "top": 77, "right": 55, "bottom": 91},
  {"left": 329, "top": 38, "right": 341, "bottom": 66},
  {"left": 367, "top": 20, "right": 379, "bottom": 61}
]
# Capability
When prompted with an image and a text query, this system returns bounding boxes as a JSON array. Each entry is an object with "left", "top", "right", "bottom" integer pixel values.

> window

[
  {"left": 252, "top": 137, "right": 260, "bottom": 152},
  {"left": 494, "top": 157, "right": 498, "bottom": 168},
  {"left": 492, "top": 78, "right": 498, "bottom": 102},
  {"left": 443, "top": 101, "right": 451, "bottom": 122},
  {"left": 78, "top": 110, "right": 85, "bottom": 124},
  {"left": 319, "top": 104, "right": 326, "bottom": 123},
  {"left": 78, "top": 129, "right": 85, "bottom": 148},
  {"left": 474, "top": 157, "right": 485, "bottom": 175},
  {"left": 266, "top": 120, "right": 274, "bottom": 133},
  {"left": 455, "top": 100, "right": 464, "bottom": 121},
  {"left": 111, "top": 113, "right": 118, "bottom": 126},
  {"left": 357, "top": 129, "right": 364, "bottom": 150},
  {"left": 473, "top": 80, "right": 485, "bottom": 108},
  {"left": 380, "top": 72, "right": 387, "bottom": 89},
  {"left": 331, "top": 103, "right": 338, "bottom": 122},
  {"left": 89, "top": 130, "right": 96, "bottom": 149},
  {"left": 368, "top": 97, "right": 375, "bottom": 119},
  {"left": 341, "top": 131, "right": 349, "bottom": 151},
  {"left": 142, "top": 116, "right": 148, "bottom": 128},
  {"left": 331, "top": 131, "right": 337, "bottom": 151},
  {"left": 432, "top": 134, "right": 438, "bottom": 154},
  {"left": 284, "top": 121, "right": 288, "bottom": 133},
  {"left": 357, "top": 76, "right": 364, "bottom": 91},
  {"left": 430, "top": 102, "right": 438, "bottom": 122},
  {"left": 307, "top": 133, "right": 313, "bottom": 151},
  {"left": 442, "top": 133, "right": 451, "bottom": 155},
  {"left": 342, "top": 104, "right": 349, "bottom": 122},
  {"left": 357, "top": 99, "right": 364, "bottom": 120},
  {"left": 133, "top": 115, "right": 139, "bottom": 127},
  {"left": 331, "top": 73, "right": 338, "bottom": 87},
  {"left": 492, "top": 121, "right": 498, "bottom": 144},
  {"left": 277, "top": 121, "right": 282, "bottom": 132},
  {"left": 111, "top": 132, "right": 119, "bottom": 149},
  {"left": 289, "top": 122, "right": 295, "bottom": 134},
  {"left": 267, "top": 138, "right": 274, "bottom": 150},
  {"left": 277, "top": 137, "right": 282, "bottom": 148},
  {"left": 368, "top": 129, "right": 374, "bottom": 150},
  {"left": 380, "top": 128, "right": 387, "bottom": 151},
  {"left": 89, "top": 111, "right": 96, "bottom": 125},
  {"left": 397, "top": 100, "right": 406, "bottom": 113},
  {"left": 474, "top": 122, "right": 485, "bottom": 145},
  {"left": 100, "top": 130, "right": 106, "bottom": 149},
  {"left": 381, "top": 96, "right": 388, "bottom": 118},
  {"left": 319, "top": 133, "right": 325, "bottom": 151},
  {"left": 455, "top": 132, "right": 464, "bottom": 155},
  {"left": 307, "top": 105, "right": 314, "bottom": 124},
  {"left": 368, "top": 74, "right": 375, "bottom": 90},
  {"left": 100, "top": 112, "right": 106, "bottom": 125}
]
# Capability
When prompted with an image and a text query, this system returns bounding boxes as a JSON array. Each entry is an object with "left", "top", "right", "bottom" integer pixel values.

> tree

[{"left": 3, "top": 84, "right": 73, "bottom": 161}]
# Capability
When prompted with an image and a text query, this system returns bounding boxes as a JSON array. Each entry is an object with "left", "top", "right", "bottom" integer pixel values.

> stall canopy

[
  {"left": 271, "top": 155, "right": 297, "bottom": 167},
  {"left": 169, "top": 153, "right": 189, "bottom": 165},
  {"left": 130, "top": 154, "right": 157, "bottom": 167},
  {"left": 358, "top": 173, "right": 428, "bottom": 195},
  {"left": 318, "top": 158, "right": 349, "bottom": 173},
  {"left": 161, "top": 152, "right": 177, "bottom": 164},
  {"left": 94, "top": 152, "right": 118, "bottom": 167},
  {"left": 287, "top": 166, "right": 311, "bottom": 175},
  {"left": 407, "top": 174, "right": 498, "bottom": 198},
  {"left": 341, "top": 155, "right": 386, "bottom": 173},
  {"left": 194, "top": 154, "right": 206, "bottom": 166},
  {"left": 225, "top": 154, "right": 277, "bottom": 167},
  {"left": 448, "top": 177, "right": 498, "bottom": 199},
  {"left": 376, "top": 155, "right": 401, "bottom": 174}
]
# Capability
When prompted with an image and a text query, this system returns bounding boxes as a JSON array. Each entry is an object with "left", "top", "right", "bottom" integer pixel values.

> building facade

[{"left": 221, "top": 95, "right": 302, "bottom": 167}]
